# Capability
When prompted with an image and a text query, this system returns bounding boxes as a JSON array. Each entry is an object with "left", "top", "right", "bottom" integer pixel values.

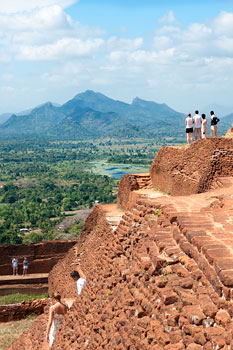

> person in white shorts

[
  {"left": 12, "top": 258, "right": 18, "bottom": 275},
  {"left": 193, "top": 110, "right": 202, "bottom": 141}
]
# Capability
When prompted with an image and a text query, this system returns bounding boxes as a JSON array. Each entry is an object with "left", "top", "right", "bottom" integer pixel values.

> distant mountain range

[
  {"left": 0, "top": 91, "right": 232, "bottom": 139},
  {"left": 0, "top": 102, "right": 60, "bottom": 125}
]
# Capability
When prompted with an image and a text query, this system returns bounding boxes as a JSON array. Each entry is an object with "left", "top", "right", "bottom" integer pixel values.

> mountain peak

[
  {"left": 74, "top": 90, "right": 108, "bottom": 100},
  {"left": 132, "top": 97, "right": 167, "bottom": 107}
]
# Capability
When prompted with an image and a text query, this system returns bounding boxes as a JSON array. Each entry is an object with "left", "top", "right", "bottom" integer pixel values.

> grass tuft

[{"left": 0, "top": 293, "right": 48, "bottom": 306}]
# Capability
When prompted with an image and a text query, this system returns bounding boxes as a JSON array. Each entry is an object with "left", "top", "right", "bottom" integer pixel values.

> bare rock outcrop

[{"left": 150, "top": 138, "right": 233, "bottom": 195}]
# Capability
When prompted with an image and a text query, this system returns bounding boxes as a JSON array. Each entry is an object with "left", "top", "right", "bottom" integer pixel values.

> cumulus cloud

[
  {"left": 17, "top": 38, "right": 105, "bottom": 60},
  {"left": 0, "top": 5, "right": 72, "bottom": 31},
  {"left": 16, "top": 35, "right": 143, "bottom": 61},
  {"left": 2, "top": 7, "right": 233, "bottom": 112},
  {"left": 0, "top": 0, "right": 77, "bottom": 13},
  {"left": 153, "top": 11, "right": 233, "bottom": 60}
]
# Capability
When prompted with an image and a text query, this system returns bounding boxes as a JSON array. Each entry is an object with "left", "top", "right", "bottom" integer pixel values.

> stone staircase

[{"left": 133, "top": 172, "right": 153, "bottom": 189}]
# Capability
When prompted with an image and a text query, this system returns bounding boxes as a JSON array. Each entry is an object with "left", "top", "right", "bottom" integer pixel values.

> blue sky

[{"left": 1, "top": 0, "right": 233, "bottom": 114}]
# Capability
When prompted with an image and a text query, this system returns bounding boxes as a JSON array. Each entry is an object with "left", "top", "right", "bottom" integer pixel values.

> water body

[
  {"left": 88, "top": 161, "right": 149, "bottom": 179},
  {"left": 111, "top": 171, "right": 129, "bottom": 179}
]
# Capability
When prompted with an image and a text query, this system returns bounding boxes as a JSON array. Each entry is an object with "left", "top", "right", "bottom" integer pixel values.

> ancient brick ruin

[
  {"left": 0, "top": 239, "right": 77, "bottom": 276},
  {"left": 9, "top": 135, "right": 233, "bottom": 350}
]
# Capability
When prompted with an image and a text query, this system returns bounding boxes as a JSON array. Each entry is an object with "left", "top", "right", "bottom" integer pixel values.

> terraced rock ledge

[{"left": 9, "top": 135, "right": 233, "bottom": 350}]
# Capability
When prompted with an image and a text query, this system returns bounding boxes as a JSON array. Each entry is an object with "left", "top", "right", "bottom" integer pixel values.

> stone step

[{"left": 0, "top": 274, "right": 48, "bottom": 286}]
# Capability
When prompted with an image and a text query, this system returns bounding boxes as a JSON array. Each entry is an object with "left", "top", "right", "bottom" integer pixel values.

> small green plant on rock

[{"left": 162, "top": 268, "right": 172, "bottom": 284}]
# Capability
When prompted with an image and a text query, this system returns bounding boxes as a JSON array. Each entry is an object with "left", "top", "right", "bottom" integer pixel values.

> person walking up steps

[
  {"left": 193, "top": 110, "right": 202, "bottom": 141},
  {"left": 185, "top": 113, "right": 194, "bottom": 144},
  {"left": 70, "top": 269, "right": 86, "bottom": 295},
  {"left": 210, "top": 111, "right": 220, "bottom": 137},
  {"left": 46, "top": 292, "right": 67, "bottom": 349},
  {"left": 70, "top": 246, "right": 86, "bottom": 295}
]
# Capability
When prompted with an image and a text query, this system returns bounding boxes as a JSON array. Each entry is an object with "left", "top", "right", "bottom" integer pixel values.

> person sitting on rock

[
  {"left": 46, "top": 292, "right": 67, "bottom": 349},
  {"left": 22, "top": 257, "right": 28, "bottom": 276},
  {"left": 12, "top": 257, "right": 18, "bottom": 276}
]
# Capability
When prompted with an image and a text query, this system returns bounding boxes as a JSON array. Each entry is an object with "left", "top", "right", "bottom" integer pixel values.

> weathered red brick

[
  {"left": 215, "top": 309, "right": 231, "bottom": 327},
  {"left": 219, "top": 270, "right": 233, "bottom": 287}
]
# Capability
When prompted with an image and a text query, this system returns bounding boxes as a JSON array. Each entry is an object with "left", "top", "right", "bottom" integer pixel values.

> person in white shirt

[
  {"left": 70, "top": 267, "right": 86, "bottom": 295},
  {"left": 12, "top": 258, "right": 18, "bottom": 275},
  {"left": 185, "top": 113, "right": 194, "bottom": 144},
  {"left": 201, "top": 114, "right": 207, "bottom": 139},
  {"left": 193, "top": 110, "right": 202, "bottom": 141}
]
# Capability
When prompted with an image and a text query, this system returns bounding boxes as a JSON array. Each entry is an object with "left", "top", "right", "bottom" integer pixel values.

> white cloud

[
  {"left": 107, "top": 37, "right": 143, "bottom": 51},
  {"left": 0, "top": 5, "right": 72, "bottom": 31},
  {"left": 17, "top": 38, "right": 105, "bottom": 60},
  {"left": 153, "top": 12, "right": 233, "bottom": 60},
  {"left": 0, "top": 0, "right": 77, "bottom": 14},
  {"left": 158, "top": 11, "right": 176, "bottom": 24},
  {"left": 213, "top": 11, "right": 233, "bottom": 35},
  {"left": 2, "top": 7, "right": 233, "bottom": 113}
]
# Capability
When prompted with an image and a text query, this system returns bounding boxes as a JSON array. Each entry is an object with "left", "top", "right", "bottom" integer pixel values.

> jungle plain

[{"left": 0, "top": 137, "right": 164, "bottom": 245}]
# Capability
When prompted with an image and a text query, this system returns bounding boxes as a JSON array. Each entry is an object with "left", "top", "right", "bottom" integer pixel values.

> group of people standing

[
  {"left": 12, "top": 257, "right": 28, "bottom": 276},
  {"left": 185, "top": 110, "right": 220, "bottom": 144}
]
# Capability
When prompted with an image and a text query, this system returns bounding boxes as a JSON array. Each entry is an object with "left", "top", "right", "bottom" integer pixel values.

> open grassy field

[{"left": 0, "top": 315, "right": 37, "bottom": 349}]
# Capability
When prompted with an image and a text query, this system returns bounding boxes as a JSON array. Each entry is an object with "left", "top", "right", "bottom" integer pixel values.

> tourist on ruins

[
  {"left": 70, "top": 246, "right": 87, "bottom": 295},
  {"left": 185, "top": 113, "right": 194, "bottom": 144},
  {"left": 210, "top": 111, "right": 220, "bottom": 137},
  {"left": 23, "top": 257, "right": 28, "bottom": 276},
  {"left": 46, "top": 292, "right": 67, "bottom": 348},
  {"left": 201, "top": 114, "right": 207, "bottom": 139},
  {"left": 193, "top": 110, "right": 202, "bottom": 141},
  {"left": 70, "top": 267, "right": 86, "bottom": 295},
  {"left": 12, "top": 257, "right": 18, "bottom": 275}
]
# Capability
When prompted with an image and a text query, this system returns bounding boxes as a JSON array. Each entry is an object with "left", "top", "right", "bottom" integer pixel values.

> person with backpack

[{"left": 210, "top": 111, "right": 220, "bottom": 137}]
